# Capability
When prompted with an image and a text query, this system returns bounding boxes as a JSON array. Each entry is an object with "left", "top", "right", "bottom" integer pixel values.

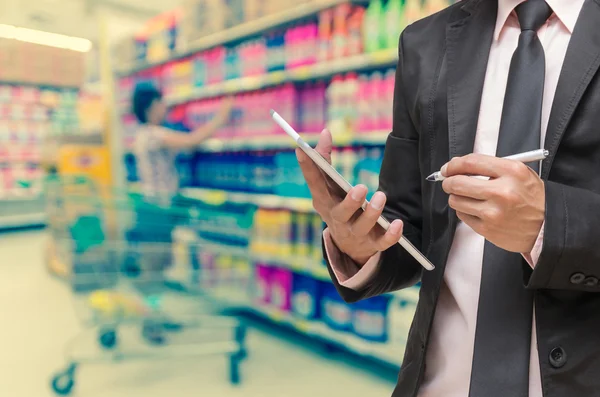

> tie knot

[{"left": 516, "top": 0, "right": 553, "bottom": 32}]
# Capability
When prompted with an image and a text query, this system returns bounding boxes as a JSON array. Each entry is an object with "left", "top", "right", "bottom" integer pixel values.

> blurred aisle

[{"left": 0, "top": 230, "right": 395, "bottom": 397}]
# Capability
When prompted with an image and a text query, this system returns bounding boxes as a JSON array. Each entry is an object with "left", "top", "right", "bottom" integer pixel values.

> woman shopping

[{"left": 130, "top": 82, "right": 232, "bottom": 344}]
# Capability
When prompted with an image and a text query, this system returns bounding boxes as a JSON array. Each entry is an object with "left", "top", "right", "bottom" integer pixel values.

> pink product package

[
  {"left": 382, "top": 70, "right": 396, "bottom": 131},
  {"left": 270, "top": 267, "right": 292, "bottom": 312},
  {"left": 284, "top": 27, "right": 296, "bottom": 69},
  {"left": 306, "top": 23, "right": 319, "bottom": 66},
  {"left": 255, "top": 264, "right": 272, "bottom": 305},
  {"left": 206, "top": 47, "right": 226, "bottom": 84},
  {"left": 299, "top": 82, "right": 326, "bottom": 133}
]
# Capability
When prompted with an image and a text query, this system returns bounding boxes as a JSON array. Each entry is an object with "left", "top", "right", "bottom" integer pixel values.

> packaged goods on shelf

[
  {"left": 270, "top": 267, "right": 293, "bottom": 312},
  {"left": 250, "top": 208, "right": 324, "bottom": 261},
  {"left": 351, "top": 296, "right": 391, "bottom": 343},
  {"left": 0, "top": 84, "right": 83, "bottom": 199},
  {"left": 167, "top": 203, "right": 419, "bottom": 365},
  {"left": 135, "top": 9, "right": 182, "bottom": 63},
  {"left": 0, "top": 40, "right": 84, "bottom": 87},
  {"left": 180, "top": 0, "right": 229, "bottom": 44},
  {"left": 126, "top": 141, "right": 384, "bottom": 199},
  {"left": 321, "top": 283, "right": 353, "bottom": 332},
  {"left": 291, "top": 274, "right": 322, "bottom": 320}
]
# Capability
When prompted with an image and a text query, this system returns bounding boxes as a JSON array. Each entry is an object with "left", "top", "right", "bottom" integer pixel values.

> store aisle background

[{"left": 0, "top": 230, "right": 396, "bottom": 397}]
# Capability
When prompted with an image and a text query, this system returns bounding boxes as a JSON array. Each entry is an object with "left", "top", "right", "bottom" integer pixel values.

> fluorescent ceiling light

[{"left": 0, "top": 24, "right": 92, "bottom": 52}]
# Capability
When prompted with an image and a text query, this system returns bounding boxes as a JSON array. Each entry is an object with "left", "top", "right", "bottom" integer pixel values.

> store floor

[{"left": 0, "top": 230, "right": 396, "bottom": 397}]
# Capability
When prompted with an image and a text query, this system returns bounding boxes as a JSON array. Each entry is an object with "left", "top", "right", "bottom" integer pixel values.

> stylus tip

[
  {"left": 425, "top": 173, "right": 436, "bottom": 181},
  {"left": 270, "top": 109, "right": 275, "bottom": 116}
]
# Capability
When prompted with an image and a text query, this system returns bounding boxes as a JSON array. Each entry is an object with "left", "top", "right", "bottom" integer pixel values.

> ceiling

[{"left": 0, "top": 0, "right": 181, "bottom": 43}]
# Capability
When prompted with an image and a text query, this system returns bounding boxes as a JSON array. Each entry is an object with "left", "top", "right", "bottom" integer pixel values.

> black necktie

[{"left": 469, "top": 1, "right": 553, "bottom": 396}]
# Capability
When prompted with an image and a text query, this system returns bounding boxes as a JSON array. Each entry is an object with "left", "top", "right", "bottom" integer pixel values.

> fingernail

[
  {"left": 351, "top": 186, "right": 364, "bottom": 201},
  {"left": 371, "top": 192, "right": 385, "bottom": 210},
  {"left": 295, "top": 149, "right": 303, "bottom": 162},
  {"left": 441, "top": 163, "right": 449, "bottom": 176},
  {"left": 390, "top": 220, "right": 402, "bottom": 234}
]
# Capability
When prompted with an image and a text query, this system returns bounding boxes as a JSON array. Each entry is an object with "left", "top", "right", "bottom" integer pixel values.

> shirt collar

[{"left": 494, "top": 0, "right": 584, "bottom": 40}]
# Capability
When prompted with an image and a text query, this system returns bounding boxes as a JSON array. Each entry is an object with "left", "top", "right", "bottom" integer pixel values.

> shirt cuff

[
  {"left": 521, "top": 221, "right": 545, "bottom": 268},
  {"left": 323, "top": 228, "right": 381, "bottom": 290}
]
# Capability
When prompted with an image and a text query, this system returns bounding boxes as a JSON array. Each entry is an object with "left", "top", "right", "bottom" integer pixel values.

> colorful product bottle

[
  {"left": 363, "top": 0, "right": 384, "bottom": 53},
  {"left": 347, "top": 6, "right": 365, "bottom": 56},
  {"left": 385, "top": 0, "right": 405, "bottom": 50},
  {"left": 318, "top": 10, "right": 334, "bottom": 61},
  {"left": 332, "top": 4, "right": 352, "bottom": 59}
]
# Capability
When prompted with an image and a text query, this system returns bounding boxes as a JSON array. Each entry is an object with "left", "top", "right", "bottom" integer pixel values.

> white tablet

[{"left": 270, "top": 110, "right": 434, "bottom": 271}]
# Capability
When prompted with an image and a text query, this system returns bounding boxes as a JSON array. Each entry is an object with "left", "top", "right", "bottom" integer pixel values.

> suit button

[
  {"left": 584, "top": 276, "right": 599, "bottom": 287},
  {"left": 549, "top": 347, "right": 567, "bottom": 368},
  {"left": 570, "top": 273, "right": 586, "bottom": 285}
]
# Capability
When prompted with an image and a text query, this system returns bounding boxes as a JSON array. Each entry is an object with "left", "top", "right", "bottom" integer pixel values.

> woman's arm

[{"left": 158, "top": 97, "right": 233, "bottom": 149}]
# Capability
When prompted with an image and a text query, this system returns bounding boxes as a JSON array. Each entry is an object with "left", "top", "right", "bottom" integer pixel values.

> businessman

[{"left": 298, "top": 0, "right": 600, "bottom": 396}]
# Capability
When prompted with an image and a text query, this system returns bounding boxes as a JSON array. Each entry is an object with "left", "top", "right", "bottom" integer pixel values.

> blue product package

[
  {"left": 321, "top": 283, "right": 353, "bottom": 332},
  {"left": 193, "top": 57, "right": 206, "bottom": 87},
  {"left": 274, "top": 151, "right": 311, "bottom": 198},
  {"left": 175, "top": 153, "right": 193, "bottom": 188},
  {"left": 351, "top": 295, "right": 391, "bottom": 343},
  {"left": 124, "top": 153, "right": 138, "bottom": 182},
  {"left": 291, "top": 274, "right": 322, "bottom": 320}
]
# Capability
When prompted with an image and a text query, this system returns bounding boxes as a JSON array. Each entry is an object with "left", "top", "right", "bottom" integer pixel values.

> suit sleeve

[
  {"left": 527, "top": 181, "right": 600, "bottom": 291},
  {"left": 323, "top": 32, "right": 424, "bottom": 303}
]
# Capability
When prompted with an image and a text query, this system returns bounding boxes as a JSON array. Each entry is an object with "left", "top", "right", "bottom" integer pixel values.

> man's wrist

[{"left": 329, "top": 233, "right": 375, "bottom": 267}]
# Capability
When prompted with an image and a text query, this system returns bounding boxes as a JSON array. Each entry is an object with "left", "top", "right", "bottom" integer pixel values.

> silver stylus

[{"left": 426, "top": 149, "right": 550, "bottom": 182}]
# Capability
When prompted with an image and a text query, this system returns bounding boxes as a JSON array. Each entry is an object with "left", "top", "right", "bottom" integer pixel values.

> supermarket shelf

[
  {"left": 118, "top": 0, "right": 368, "bottom": 75},
  {"left": 165, "top": 49, "right": 398, "bottom": 106},
  {"left": 186, "top": 235, "right": 420, "bottom": 303},
  {"left": 180, "top": 187, "right": 315, "bottom": 212},
  {"left": 54, "top": 133, "right": 104, "bottom": 145},
  {"left": 197, "top": 130, "right": 389, "bottom": 152},
  {"left": 0, "top": 212, "right": 46, "bottom": 230},
  {"left": 247, "top": 306, "right": 403, "bottom": 368},
  {"left": 197, "top": 239, "right": 331, "bottom": 281}
]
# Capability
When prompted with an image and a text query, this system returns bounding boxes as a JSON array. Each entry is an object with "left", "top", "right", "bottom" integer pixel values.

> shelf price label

[
  {"left": 269, "top": 71, "right": 287, "bottom": 85},
  {"left": 295, "top": 319, "right": 312, "bottom": 333},
  {"left": 369, "top": 49, "right": 398, "bottom": 65},
  {"left": 292, "top": 66, "right": 312, "bottom": 81},
  {"left": 269, "top": 309, "right": 285, "bottom": 323}
]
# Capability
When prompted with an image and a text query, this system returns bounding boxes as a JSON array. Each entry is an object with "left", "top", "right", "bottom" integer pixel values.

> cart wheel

[
  {"left": 229, "top": 355, "right": 241, "bottom": 385},
  {"left": 51, "top": 366, "right": 76, "bottom": 396},
  {"left": 99, "top": 329, "right": 118, "bottom": 350}
]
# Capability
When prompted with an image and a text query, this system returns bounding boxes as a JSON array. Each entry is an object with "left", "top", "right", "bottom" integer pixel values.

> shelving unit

[
  {"left": 117, "top": 0, "right": 421, "bottom": 373},
  {"left": 180, "top": 187, "right": 313, "bottom": 211},
  {"left": 118, "top": 0, "right": 370, "bottom": 75},
  {"left": 0, "top": 211, "right": 46, "bottom": 230},
  {"left": 165, "top": 49, "right": 398, "bottom": 105},
  {"left": 248, "top": 306, "right": 404, "bottom": 367}
]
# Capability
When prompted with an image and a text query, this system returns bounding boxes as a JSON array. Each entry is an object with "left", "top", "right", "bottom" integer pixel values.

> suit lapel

[
  {"left": 446, "top": 0, "right": 497, "bottom": 161},
  {"left": 542, "top": 0, "right": 600, "bottom": 178},
  {"left": 444, "top": 0, "right": 497, "bottom": 235}
]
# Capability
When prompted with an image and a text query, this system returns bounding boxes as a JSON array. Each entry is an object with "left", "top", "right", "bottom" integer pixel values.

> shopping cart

[{"left": 45, "top": 177, "right": 251, "bottom": 396}]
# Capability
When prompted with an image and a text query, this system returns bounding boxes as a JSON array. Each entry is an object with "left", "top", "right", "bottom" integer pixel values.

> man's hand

[
  {"left": 442, "top": 154, "right": 545, "bottom": 253},
  {"left": 297, "top": 129, "right": 403, "bottom": 266}
]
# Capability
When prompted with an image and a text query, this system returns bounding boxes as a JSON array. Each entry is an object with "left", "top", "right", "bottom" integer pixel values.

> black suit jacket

[{"left": 325, "top": 0, "right": 600, "bottom": 396}]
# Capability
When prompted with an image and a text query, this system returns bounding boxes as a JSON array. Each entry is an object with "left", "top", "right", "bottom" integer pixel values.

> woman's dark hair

[{"left": 132, "top": 82, "right": 162, "bottom": 123}]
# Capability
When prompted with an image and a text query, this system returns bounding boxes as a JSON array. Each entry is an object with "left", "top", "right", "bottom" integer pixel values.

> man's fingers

[
  {"left": 315, "top": 128, "right": 333, "bottom": 163},
  {"left": 330, "top": 185, "right": 368, "bottom": 223},
  {"left": 349, "top": 191, "right": 386, "bottom": 237},
  {"left": 373, "top": 219, "right": 403, "bottom": 251},
  {"left": 442, "top": 175, "right": 494, "bottom": 200},
  {"left": 442, "top": 154, "right": 527, "bottom": 179},
  {"left": 456, "top": 211, "right": 485, "bottom": 235},
  {"left": 296, "top": 148, "right": 329, "bottom": 193},
  {"left": 447, "top": 194, "right": 486, "bottom": 217}
]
